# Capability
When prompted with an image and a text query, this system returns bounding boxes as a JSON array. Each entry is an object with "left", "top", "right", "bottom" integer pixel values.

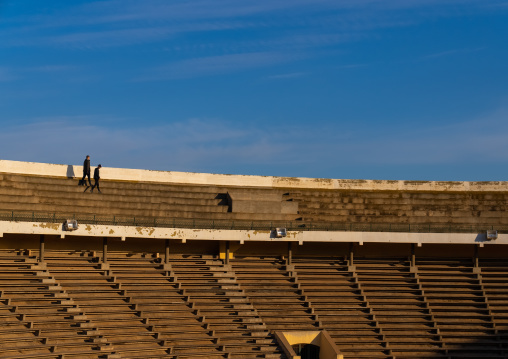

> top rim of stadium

[{"left": 0, "top": 159, "right": 507, "bottom": 192}]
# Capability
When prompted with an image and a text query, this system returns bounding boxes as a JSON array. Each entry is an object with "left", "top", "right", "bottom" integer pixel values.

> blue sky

[{"left": 1, "top": 0, "right": 508, "bottom": 181}]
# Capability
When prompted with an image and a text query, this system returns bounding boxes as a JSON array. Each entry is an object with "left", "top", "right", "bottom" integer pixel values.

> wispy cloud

[
  {"left": 0, "top": 65, "right": 79, "bottom": 85},
  {"left": 336, "top": 63, "right": 369, "bottom": 69},
  {"left": 0, "top": 67, "right": 17, "bottom": 82},
  {"left": 29, "top": 65, "right": 77, "bottom": 72},
  {"left": 33, "top": 0, "right": 504, "bottom": 27},
  {"left": 335, "top": 108, "right": 508, "bottom": 166},
  {"left": 2, "top": 107, "right": 508, "bottom": 177},
  {"left": 2, "top": 0, "right": 504, "bottom": 81},
  {"left": 265, "top": 72, "right": 307, "bottom": 80},
  {"left": 46, "top": 27, "right": 176, "bottom": 48},
  {"left": 3, "top": 0, "right": 502, "bottom": 50},
  {"left": 0, "top": 117, "right": 290, "bottom": 172},
  {"left": 138, "top": 52, "right": 300, "bottom": 80},
  {"left": 423, "top": 47, "right": 486, "bottom": 59}
]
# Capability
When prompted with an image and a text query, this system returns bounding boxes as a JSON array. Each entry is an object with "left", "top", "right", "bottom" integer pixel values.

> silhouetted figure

[
  {"left": 80, "top": 155, "right": 92, "bottom": 188},
  {"left": 91, "top": 164, "right": 102, "bottom": 194}
]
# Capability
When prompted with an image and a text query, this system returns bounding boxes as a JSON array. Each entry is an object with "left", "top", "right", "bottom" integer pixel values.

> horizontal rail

[{"left": 0, "top": 211, "right": 504, "bottom": 234}]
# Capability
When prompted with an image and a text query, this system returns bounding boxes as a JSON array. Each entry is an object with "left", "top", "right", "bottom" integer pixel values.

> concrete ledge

[
  {"left": 274, "top": 330, "right": 343, "bottom": 359},
  {"left": 1, "top": 159, "right": 507, "bottom": 192},
  {"left": 0, "top": 220, "right": 505, "bottom": 245}
]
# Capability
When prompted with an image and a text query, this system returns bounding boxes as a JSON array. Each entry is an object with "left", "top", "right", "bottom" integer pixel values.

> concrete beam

[{"left": 0, "top": 220, "right": 505, "bottom": 246}]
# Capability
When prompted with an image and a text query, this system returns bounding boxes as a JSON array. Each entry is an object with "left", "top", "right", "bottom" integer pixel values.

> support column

[
  {"left": 225, "top": 241, "right": 230, "bottom": 265},
  {"left": 165, "top": 239, "right": 170, "bottom": 264},
  {"left": 409, "top": 243, "right": 418, "bottom": 273},
  {"left": 39, "top": 235, "right": 45, "bottom": 263},
  {"left": 349, "top": 243, "right": 355, "bottom": 270},
  {"left": 161, "top": 238, "right": 172, "bottom": 271},
  {"left": 473, "top": 244, "right": 480, "bottom": 273},
  {"left": 103, "top": 237, "right": 108, "bottom": 264},
  {"left": 288, "top": 242, "right": 293, "bottom": 266},
  {"left": 411, "top": 243, "right": 416, "bottom": 267}
]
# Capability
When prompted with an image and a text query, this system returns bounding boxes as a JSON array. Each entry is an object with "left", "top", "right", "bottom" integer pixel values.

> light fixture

[
  {"left": 275, "top": 228, "right": 287, "bottom": 238},
  {"left": 63, "top": 220, "right": 78, "bottom": 231},
  {"left": 486, "top": 230, "right": 498, "bottom": 240}
]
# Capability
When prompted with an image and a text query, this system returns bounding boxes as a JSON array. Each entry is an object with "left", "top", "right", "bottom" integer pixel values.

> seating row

[{"left": 1, "top": 250, "right": 508, "bottom": 358}]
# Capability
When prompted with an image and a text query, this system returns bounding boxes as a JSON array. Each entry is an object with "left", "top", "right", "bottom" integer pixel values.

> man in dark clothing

[
  {"left": 80, "top": 155, "right": 91, "bottom": 187},
  {"left": 91, "top": 164, "right": 102, "bottom": 193}
]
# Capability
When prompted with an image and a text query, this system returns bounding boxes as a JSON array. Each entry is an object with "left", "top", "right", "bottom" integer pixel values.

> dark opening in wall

[{"left": 292, "top": 343, "right": 320, "bottom": 359}]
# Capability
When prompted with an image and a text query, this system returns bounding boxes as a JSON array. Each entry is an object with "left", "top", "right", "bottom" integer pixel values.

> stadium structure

[{"left": 0, "top": 159, "right": 507, "bottom": 359}]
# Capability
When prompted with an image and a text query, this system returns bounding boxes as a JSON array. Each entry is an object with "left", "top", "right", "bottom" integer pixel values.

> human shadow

[{"left": 66, "top": 165, "right": 75, "bottom": 179}]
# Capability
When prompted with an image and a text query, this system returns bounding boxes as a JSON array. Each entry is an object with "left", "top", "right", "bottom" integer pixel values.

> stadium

[{"left": 0, "top": 159, "right": 507, "bottom": 359}]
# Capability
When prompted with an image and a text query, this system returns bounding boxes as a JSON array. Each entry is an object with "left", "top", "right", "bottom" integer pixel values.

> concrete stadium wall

[{"left": 1, "top": 159, "right": 507, "bottom": 192}]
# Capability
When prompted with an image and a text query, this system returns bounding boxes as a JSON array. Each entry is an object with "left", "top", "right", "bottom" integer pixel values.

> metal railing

[{"left": 0, "top": 210, "right": 504, "bottom": 234}]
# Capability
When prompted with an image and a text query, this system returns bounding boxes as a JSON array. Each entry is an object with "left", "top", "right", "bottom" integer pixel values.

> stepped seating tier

[
  {"left": 291, "top": 189, "right": 508, "bottom": 225},
  {"left": 2, "top": 172, "right": 508, "bottom": 226},
  {"left": 353, "top": 259, "right": 444, "bottom": 357},
  {"left": 0, "top": 248, "right": 508, "bottom": 358},
  {"left": 0, "top": 252, "right": 106, "bottom": 358},
  {"left": 292, "top": 257, "right": 391, "bottom": 358},
  {"left": 171, "top": 256, "right": 285, "bottom": 358},
  {"left": 231, "top": 257, "right": 318, "bottom": 333},
  {"left": 413, "top": 260, "right": 505, "bottom": 358},
  {"left": 107, "top": 253, "right": 223, "bottom": 356},
  {"left": 0, "top": 173, "right": 296, "bottom": 223}
]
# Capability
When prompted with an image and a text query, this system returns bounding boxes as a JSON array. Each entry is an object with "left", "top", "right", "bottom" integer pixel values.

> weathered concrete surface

[
  {"left": 1, "top": 159, "right": 507, "bottom": 192},
  {"left": 0, "top": 220, "right": 504, "bottom": 246},
  {"left": 227, "top": 189, "right": 298, "bottom": 214},
  {"left": 1, "top": 159, "right": 508, "bottom": 227}
]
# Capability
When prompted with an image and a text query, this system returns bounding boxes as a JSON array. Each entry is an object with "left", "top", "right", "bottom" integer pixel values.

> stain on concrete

[
  {"left": 404, "top": 181, "right": 432, "bottom": 186},
  {"left": 275, "top": 177, "right": 301, "bottom": 185},
  {"left": 373, "top": 180, "right": 399, "bottom": 184},
  {"left": 436, "top": 181, "right": 462, "bottom": 186},
  {"left": 85, "top": 225, "right": 92, "bottom": 232},
  {"left": 109, "top": 229, "right": 115, "bottom": 234},
  {"left": 313, "top": 178, "right": 333, "bottom": 184},
  {"left": 252, "top": 230, "right": 271, "bottom": 235},
  {"left": 135, "top": 227, "right": 155, "bottom": 236},
  {"left": 170, "top": 230, "right": 186, "bottom": 238},
  {"left": 471, "top": 181, "right": 503, "bottom": 186},
  {"left": 349, "top": 179, "right": 368, "bottom": 184},
  {"left": 38, "top": 223, "right": 60, "bottom": 230}
]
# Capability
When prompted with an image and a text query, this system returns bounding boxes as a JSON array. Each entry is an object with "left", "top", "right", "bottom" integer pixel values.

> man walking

[
  {"left": 80, "top": 155, "right": 91, "bottom": 188},
  {"left": 91, "top": 164, "right": 102, "bottom": 194}
]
